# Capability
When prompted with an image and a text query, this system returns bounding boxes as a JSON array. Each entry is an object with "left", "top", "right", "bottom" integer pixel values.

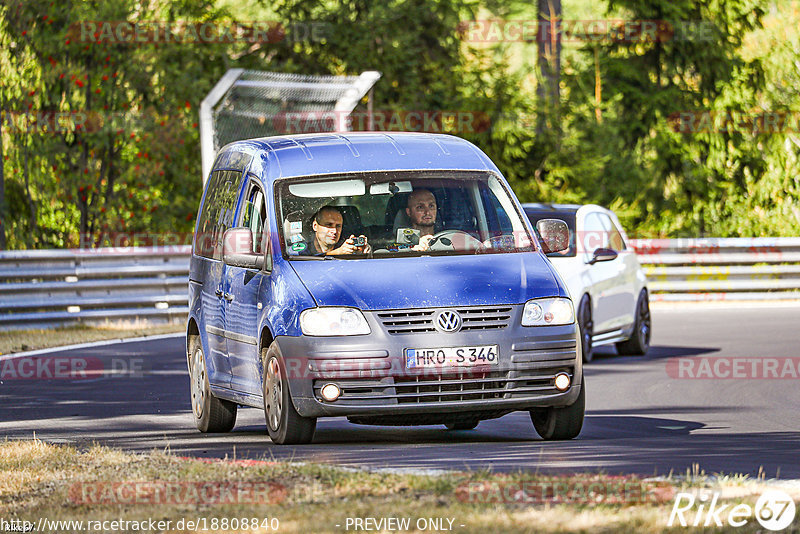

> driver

[
  {"left": 405, "top": 189, "right": 438, "bottom": 251},
  {"left": 303, "top": 205, "right": 371, "bottom": 256}
]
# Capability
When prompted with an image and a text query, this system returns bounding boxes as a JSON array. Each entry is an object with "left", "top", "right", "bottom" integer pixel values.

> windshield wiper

[{"left": 288, "top": 254, "right": 329, "bottom": 260}]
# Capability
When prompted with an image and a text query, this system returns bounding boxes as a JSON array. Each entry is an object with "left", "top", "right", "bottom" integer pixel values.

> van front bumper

[{"left": 276, "top": 307, "right": 582, "bottom": 419}]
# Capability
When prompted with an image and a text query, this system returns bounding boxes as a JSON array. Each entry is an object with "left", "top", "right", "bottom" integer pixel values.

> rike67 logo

[{"left": 668, "top": 489, "right": 796, "bottom": 531}]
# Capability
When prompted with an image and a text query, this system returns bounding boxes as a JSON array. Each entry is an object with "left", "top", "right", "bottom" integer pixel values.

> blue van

[{"left": 187, "top": 132, "right": 583, "bottom": 444}]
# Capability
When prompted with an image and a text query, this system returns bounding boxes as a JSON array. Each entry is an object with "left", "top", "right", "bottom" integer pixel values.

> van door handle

[
  {"left": 224, "top": 292, "right": 234, "bottom": 302},
  {"left": 215, "top": 289, "right": 223, "bottom": 298}
]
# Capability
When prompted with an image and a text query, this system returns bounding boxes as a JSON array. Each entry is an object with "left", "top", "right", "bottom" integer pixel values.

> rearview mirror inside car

[{"left": 536, "top": 218, "right": 570, "bottom": 254}]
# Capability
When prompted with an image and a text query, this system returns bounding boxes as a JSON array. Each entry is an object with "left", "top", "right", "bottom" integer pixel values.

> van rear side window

[{"left": 194, "top": 169, "right": 244, "bottom": 259}]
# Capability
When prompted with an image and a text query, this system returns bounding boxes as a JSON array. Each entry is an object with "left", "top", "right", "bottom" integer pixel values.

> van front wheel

[
  {"left": 529, "top": 376, "right": 585, "bottom": 440},
  {"left": 263, "top": 342, "right": 316, "bottom": 445}
]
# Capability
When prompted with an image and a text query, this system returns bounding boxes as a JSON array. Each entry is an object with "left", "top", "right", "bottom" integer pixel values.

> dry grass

[
  {"left": 0, "top": 322, "right": 183, "bottom": 355},
  {"left": 1, "top": 440, "right": 797, "bottom": 533}
]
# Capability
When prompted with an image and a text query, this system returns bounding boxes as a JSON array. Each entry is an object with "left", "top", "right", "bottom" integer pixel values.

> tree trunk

[
  {"left": 23, "top": 144, "right": 37, "bottom": 236},
  {"left": 0, "top": 90, "right": 6, "bottom": 250},
  {"left": 537, "top": 0, "right": 562, "bottom": 133}
]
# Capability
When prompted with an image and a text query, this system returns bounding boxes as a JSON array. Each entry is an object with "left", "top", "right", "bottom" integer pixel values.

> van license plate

[{"left": 405, "top": 345, "right": 499, "bottom": 369}]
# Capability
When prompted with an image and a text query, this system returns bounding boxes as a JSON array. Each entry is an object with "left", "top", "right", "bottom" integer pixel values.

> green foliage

[
  {"left": 1, "top": 0, "right": 799, "bottom": 248},
  {"left": 1, "top": 0, "right": 234, "bottom": 248}
]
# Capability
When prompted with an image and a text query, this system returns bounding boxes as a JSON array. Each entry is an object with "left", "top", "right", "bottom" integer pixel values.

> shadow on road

[{"left": 583, "top": 345, "right": 721, "bottom": 377}]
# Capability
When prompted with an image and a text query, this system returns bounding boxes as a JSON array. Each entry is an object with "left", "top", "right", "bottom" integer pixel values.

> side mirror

[
  {"left": 223, "top": 228, "right": 265, "bottom": 270},
  {"left": 536, "top": 218, "right": 570, "bottom": 254},
  {"left": 588, "top": 247, "right": 618, "bottom": 265}
]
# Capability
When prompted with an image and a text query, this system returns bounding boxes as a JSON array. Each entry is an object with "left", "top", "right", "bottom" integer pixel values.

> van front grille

[{"left": 376, "top": 306, "right": 513, "bottom": 335}]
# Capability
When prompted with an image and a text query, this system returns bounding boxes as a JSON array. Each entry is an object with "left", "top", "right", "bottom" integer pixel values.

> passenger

[{"left": 304, "top": 205, "right": 371, "bottom": 256}]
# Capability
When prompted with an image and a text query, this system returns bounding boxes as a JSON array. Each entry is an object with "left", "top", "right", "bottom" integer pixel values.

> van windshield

[{"left": 276, "top": 171, "right": 535, "bottom": 259}]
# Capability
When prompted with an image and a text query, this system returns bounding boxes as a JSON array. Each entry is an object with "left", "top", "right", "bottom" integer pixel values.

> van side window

[
  {"left": 194, "top": 170, "right": 224, "bottom": 258},
  {"left": 212, "top": 170, "right": 245, "bottom": 259},
  {"left": 480, "top": 184, "right": 513, "bottom": 235},
  {"left": 194, "top": 169, "right": 244, "bottom": 259},
  {"left": 240, "top": 179, "right": 268, "bottom": 254}
]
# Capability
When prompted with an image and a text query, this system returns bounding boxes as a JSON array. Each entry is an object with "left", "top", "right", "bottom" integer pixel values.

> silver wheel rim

[
  {"left": 191, "top": 347, "right": 206, "bottom": 419},
  {"left": 265, "top": 357, "right": 283, "bottom": 431}
]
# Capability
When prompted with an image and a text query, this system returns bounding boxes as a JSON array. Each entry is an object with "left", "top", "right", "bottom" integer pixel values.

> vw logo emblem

[{"left": 435, "top": 310, "right": 462, "bottom": 333}]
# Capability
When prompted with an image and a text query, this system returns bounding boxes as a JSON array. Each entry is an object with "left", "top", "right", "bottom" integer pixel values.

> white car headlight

[
  {"left": 300, "top": 307, "right": 371, "bottom": 336},
  {"left": 522, "top": 298, "right": 575, "bottom": 326}
]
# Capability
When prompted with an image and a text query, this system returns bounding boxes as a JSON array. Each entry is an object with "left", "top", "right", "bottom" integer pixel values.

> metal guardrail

[
  {"left": 630, "top": 237, "right": 800, "bottom": 301},
  {"left": 0, "top": 237, "right": 798, "bottom": 329},
  {"left": 0, "top": 246, "right": 190, "bottom": 329}
]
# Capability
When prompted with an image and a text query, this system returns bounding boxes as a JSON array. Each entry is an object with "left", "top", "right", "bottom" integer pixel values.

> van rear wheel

[
  {"left": 530, "top": 374, "right": 585, "bottom": 440},
  {"left": 263, "top": 341, "right": 316, "bottom": 445},
  {"left": 189, "top": 336, "right": 237, "bottom": 433}
]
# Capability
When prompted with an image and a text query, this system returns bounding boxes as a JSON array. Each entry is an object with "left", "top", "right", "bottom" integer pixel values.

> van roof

[{"left": 212, "top": 132, "right": 498, "bottom": 182}]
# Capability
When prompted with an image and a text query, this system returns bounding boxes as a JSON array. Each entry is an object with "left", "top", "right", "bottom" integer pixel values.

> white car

[{"left": 524, "top": 203, "right": 650, "bottom": 362}]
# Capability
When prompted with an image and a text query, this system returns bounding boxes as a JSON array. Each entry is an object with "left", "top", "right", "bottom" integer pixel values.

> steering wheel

[{"left": 427, "top": 230, "right": 484, "bottom": 251}]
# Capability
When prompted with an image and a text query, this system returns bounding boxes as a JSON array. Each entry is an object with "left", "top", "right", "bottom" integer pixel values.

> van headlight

[
  {"left": 300, "top": 307, "right": 371, "bottom": 336},
  {"left": 521, "top": 298, "right": 575, "bottom": 326}
]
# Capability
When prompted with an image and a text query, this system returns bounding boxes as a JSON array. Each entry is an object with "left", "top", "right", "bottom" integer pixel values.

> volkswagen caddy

[{"left": 187, "top": 132, "right": 584, "bottom": 444}]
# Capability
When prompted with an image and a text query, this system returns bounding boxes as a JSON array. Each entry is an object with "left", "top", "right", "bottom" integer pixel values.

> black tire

[
  {"left": 616, "top": 289, "right": 651, "bottom": 356},
  {"left": 444, "top": 420, "right": 480, "bottom": 431},
  {"left": 578, "top": 295, "right": 593, "bottom": 363},
  {"left": 530, "top": 373, "right": 585, "bottom": 440},
  {"left": 263, "top": 341, "right": 316, "bottom": 445},
  {"left": 188, "top": 336, "right": 237, "bottom": 433}
]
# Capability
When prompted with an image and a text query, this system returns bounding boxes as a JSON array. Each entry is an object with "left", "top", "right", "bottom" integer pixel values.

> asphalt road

[{"left": 2, "top": 304, "right": 799, "bottom": 477}]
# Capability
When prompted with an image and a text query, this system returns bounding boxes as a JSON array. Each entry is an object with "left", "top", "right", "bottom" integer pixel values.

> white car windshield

[{"left": 276, "top": 171, "right": 535, "bottom": 259}]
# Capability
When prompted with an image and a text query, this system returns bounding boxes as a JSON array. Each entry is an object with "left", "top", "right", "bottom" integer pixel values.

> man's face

[
  {"left": 313, "top": 209, "right": 343, "bottom": 246},
  {"left": 406, "top": 191, "right": 437, "bottom": 229}
]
